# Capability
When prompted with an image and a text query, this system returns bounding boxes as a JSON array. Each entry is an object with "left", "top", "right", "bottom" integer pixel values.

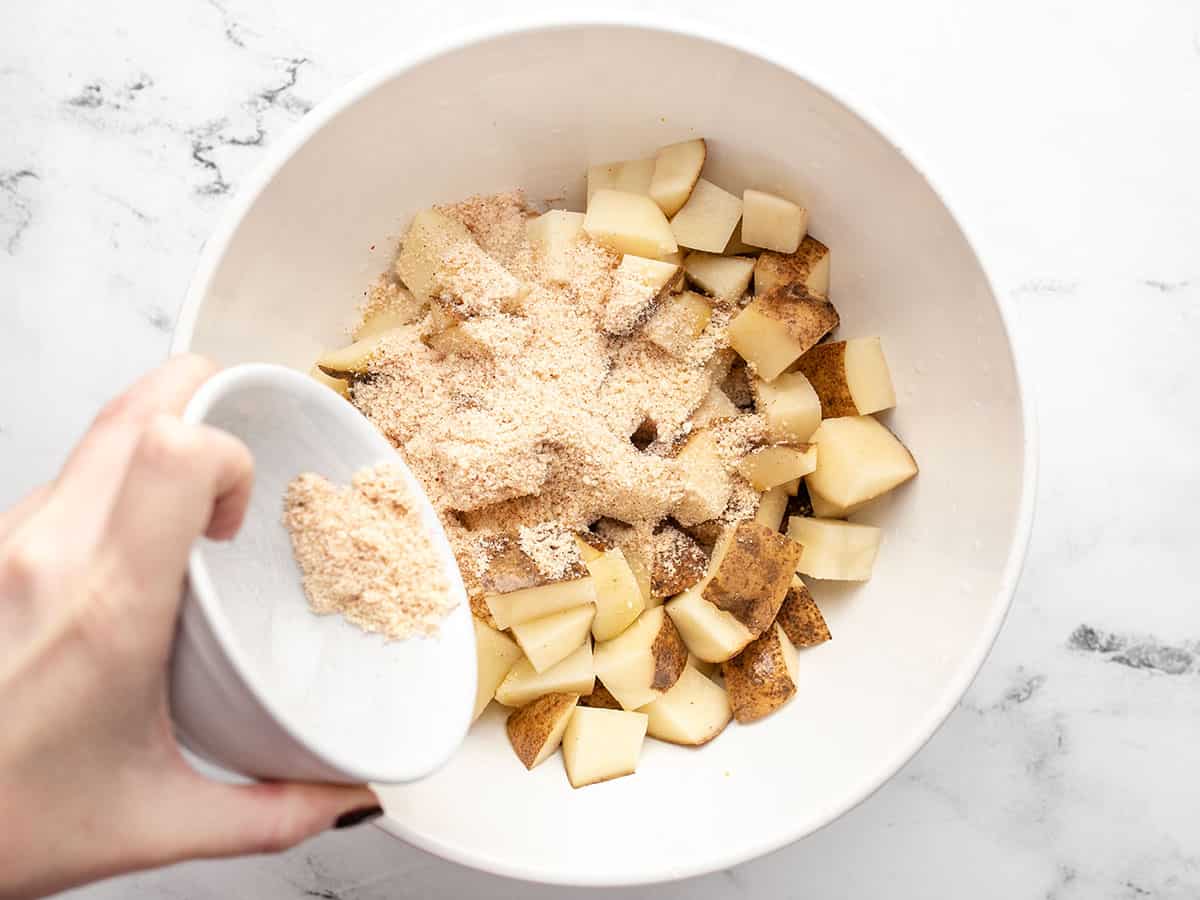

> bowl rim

[{"left": 172, "top": 13, "right": 1038, "bottom": 887}]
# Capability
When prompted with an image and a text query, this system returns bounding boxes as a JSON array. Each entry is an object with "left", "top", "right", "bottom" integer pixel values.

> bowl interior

[{"left": 180, "top": 24, "right": 1029, "bottom": 885}]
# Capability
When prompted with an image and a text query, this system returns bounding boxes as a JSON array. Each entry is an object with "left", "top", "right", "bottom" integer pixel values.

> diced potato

[
  {"left": 670, "top": 179, "right": 743, "bottom": 253},
  {"left": 786, "top": 516, "right": 881, "bottom": 581},
  {"left": 486, "top": 577, "right": 597, "bottom": 630},
  {"left": 584, "top": 548, "right": 646, "bottom": 641},
  {"left": 741, "top": 189, "right": 808, "bottom": 254},
  {"left": 624, "top": 547, "right": 656, "bottom": 610},
  {"left": 472, "top": 616, "right": 524, "bottom": 721},
  {"left": 573, "top": 533, "right": 609, "bottom": 564},
  {"left": 316, "top": 326, "right": 415, "bottom": 378},
  {"left": 649, "top": 138, "right": 707, "bottom": 216},
  {"left": 702, "top": 520, "right": 801, "bottom": 636},
  {"left": 805, "top": 416, "right": 917, "bottom": 508},
  {"left": 309, "top": 365, "right": 349, "bottom": 398},
  {"left": 395, "top": 209, "right": 475, "bottom": 304},
  {"left": 649, "top": 526, "right": 709, "bottom": 599},
  {"left": 687, "top": 653, "right": 719, "bottom": 678},
  {"left": 604, "top": 254, "right": 681, "bottom": 335},
  {"left": 587, "top": 158, "right": 655, "bottom": 202},
  {"left": 579, "top": 682, "right": 622, "bottom": 710},
  {"left": 727, "top": 283, "right": 840, "bottom": 381},
  {"left": 690, "top": 385, "right": 740, "bottom": 428},
  {"left": 583, "top": 189, "right": 678, "bottom": 258},
  {"left": 752, "top": 371, "right": 822, "bottom": 442},
  {"left": 527, "top": 210, "right": 586, "bottom": 283},
  {"left": 776, "top": 577, "right": 831, "bottom": 648},
  {"left": 593, "top": 606, "right": 688, "bottom": 710},
  {"left": 672, "top": 430, "right": 733, "bottom": 527},
  {"left": 754, "top": 235, "right": 831, "bottom": 298},
  {"left": 354, "top": 287, "right": 425, "bottom": 339},
  {"left": 736, "top": 444, "right": 818, "bottom": 491},
  {"left": 643, "top": 291, "right": 712, "bottom": 358},
  {"left": 510, "top": 605, "right": 596, "bottom": 673},
  {"left": 591, "top": 520, "right": 656, "bottom": 609},
  {"left": 424, "top": 322, "right": 493, "bottom": 359},
  {"left": 683, "top": 252, "right": 755, "bottom": 303},
  {"left": 506, "top": 692, "right": 578, "bottom": 769},
  {"left": 723, "top": 220, "right": 762, "bottom": 256},
  {"left": 794, "top": 337, "right": 897, "bottom": 417},
  {"left": 722, "top": 623, "right": 798, "bottom": 723},
  {"left": 640, "top": 666, "right": 732, "bottom": 746},
  {"left": 561, "top": 707, "right": 648, "bottom": 788},
  {"left": 754, "top": 484, "right": 789, "bottom": 531},
  {"left": 495, "top": 641, "right": 595, "bottom": 707},
  {"left": 806, "top": 481, "right": 868, "bottom": 519},
  {"left": 665, "top": 582, "right": 754, "bottom": 663}
]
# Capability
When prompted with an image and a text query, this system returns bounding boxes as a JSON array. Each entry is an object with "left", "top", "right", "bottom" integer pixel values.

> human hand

[{"left": 0, "top": 355, "right": 381, "bottom": 900}]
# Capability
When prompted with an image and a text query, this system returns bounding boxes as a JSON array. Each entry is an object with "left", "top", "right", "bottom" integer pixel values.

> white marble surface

[{"left": 3, "top": 0, "right": 1198, "bottom": 896}]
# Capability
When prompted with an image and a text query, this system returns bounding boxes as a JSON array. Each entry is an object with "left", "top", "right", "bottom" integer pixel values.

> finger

[
  {"left": 0, "top": 483, "right": 50, "bottom": 543},
  {"left": 38, "top": 354, "right": 220, "bottom": 549},
  {"left": 98, "top": 416, "right": 254, "bottom": 601}
]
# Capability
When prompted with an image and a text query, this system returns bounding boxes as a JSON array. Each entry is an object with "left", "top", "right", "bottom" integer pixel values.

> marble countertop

[{"left": 4, "top": 0, "right": 1197, "bottom": 897}]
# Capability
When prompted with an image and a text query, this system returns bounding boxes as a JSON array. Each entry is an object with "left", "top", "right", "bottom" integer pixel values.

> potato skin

[
  {"left": 776, "top": 580, "right": 831, "bottom": 648},
  {"left": 754, "top": 236, "right": 830, "bottom": 297},
  {"left": 650, "top": 612, "right": 689, "bottom": 692},
  {"left": 505, "top": 692, "right": 578, "bottom": 769},
  {"left": 793, "top": 341, "right": 857, "bottom": 418},
  {"left": 755, "top": 282, "right": 839, "bottom": 354},
  {"left": 579, "top": 683, "right": 622, "bottom": 710},
  {"left": 722, "top": 627, "right": 796, "bottom": 723},
  {"left": 702, "top": 521, "right": 802, "bottom": 636},
  {"left": 650, "top": 527, "right": 709, "bottom": 599}
]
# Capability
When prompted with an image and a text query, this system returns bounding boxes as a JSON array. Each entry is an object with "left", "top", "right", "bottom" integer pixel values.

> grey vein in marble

[
  {"left": 1011, "top": 278, "right": 1080, "bottom": 297},
  {"left": 1, "top": 169, "right": 39, "bottom": 254},
  {"left": 1068, "top": 625, "right": 1196, "bottom": 675}
]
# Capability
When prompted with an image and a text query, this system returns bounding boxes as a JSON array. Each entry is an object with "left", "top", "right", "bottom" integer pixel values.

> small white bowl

[
  {"left": 174, "top": 18, "right": 1036, "bottom": 885},
  {"left": 172, "top": 363, "right": 475, "bottom": 785}
]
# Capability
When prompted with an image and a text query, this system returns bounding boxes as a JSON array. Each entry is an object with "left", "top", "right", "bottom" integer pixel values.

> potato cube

[
  {"left": 495, "top": 641, "right": 595, "bottom": 707},
  {"left": 786, "top": 516, "right": 881, "bottom": 581},
  {"left": 727, "top": 283, "right": 840, "bottom": 380},
  {"left": 752, "top": 371, "right": 822, "bottom": 443},
  {"left": 604, "top": 254, "right": 681, "bottom": 335},
  {"left": 354, "top": 285, "right": 425, "bottom": 339},
  {"left": 702, "top": 520, "right": 801, "bottom": 636},
  {"left": 561, "top": 707, "right": 648, "bottom": 788},
  {"left": 644, "top": 290, "right": 712, "bottom": 358},
  {"left": 754, "top": 484, "right": 789, "bottom": 531},
  {"left": 640, "top": 666, "right": 732, "bottom": 746},
  {"left": 723, "top": 220, "right": 762, "bottom": 256},
  {"left": 776, "top": 577, "right": 831, "bottom": 648},
  {"left": 669, "top": 179, "right": 743, "bottom": 253},
  {"left": 741, "top": 189, "right": 808, "bottom": 254},
  {"left": 395, "top": 208, "right": 475, "bottom": 304},
  {"left": 754, "top": 235, "right": 831, "bottom": 298},
  {"left": 585, "top": 548, "right": 646, "bottom": 641},
  {"left": 309, "top": 366, "right": 349, "bottom": 398},
  {"left": 594, "top": 606, "right": 688, "bottom": 710},
  {"left": 722, "top": 623, "right": 798, "bottom": 723},
  {"left": 472, "top": 616, "right": 523, "bottom": 721},
  {"left": 587, "top": 158, "right": 655, "bottom": 203},
  {"left": 806, "top": 481, "right": 868, "bottom": 519},
  {"left": 794, "top": 337, "right": 897, "bottom": 417},
  {"left": 687, "top": 653, "right": 719, "bottom": 678},
  {"left": 683, "top": 252, "right": 755, "bottom": 303},
  {"left": 736, "top": 444, "right": 818, "bottom": 491},
  {"left": 649, "top": 138, "right": 707, "bottom": 216},
  {"left": 649, "top": 526, "right": 709, "bottom": 599},
  {"left": 672, "top": 430, "right": 733, "bottom": 527},
  {"left": 486, "top": 576, "right": 597, "bottom": 630},
  {"left": 579, "top": 682, "right": 623, "bottom": 709},
  {"left": 665, "top": 583, "right": 754, "bottom": 663},
  {"left": 316, "top": 326, "right": 415, "bottom": 379},
  {"left": 805, "top": 416, "right": 917, "bottom": 508},
  {"left": 584, "top": 189, "right": 678, "bottom": 258},
  {"left": 690, "top": 385, "right": 740, "bottom": 429},
  {"left": 510, "top": 605, "right": 596, "bottom": 673},
  {"left": 506, "top": 692, "right": 578, "bottom": 769},
  {"left": 527, "top": 210, "right": 585, "bottom": 283}
]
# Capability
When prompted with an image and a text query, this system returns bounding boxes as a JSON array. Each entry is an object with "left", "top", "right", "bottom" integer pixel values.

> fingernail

[{"left": 333, "top": 805, "right": 383, "bottom": 829}]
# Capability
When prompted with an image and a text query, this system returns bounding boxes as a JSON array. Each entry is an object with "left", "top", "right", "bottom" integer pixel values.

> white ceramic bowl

[{"left": 174, "top": 19, "right": 1035, "bottom": 886}]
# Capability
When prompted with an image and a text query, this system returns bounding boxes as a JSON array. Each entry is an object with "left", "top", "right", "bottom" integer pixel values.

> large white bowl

[{"left": 174, "top": 19, "right": 1035, "bottom": 886}]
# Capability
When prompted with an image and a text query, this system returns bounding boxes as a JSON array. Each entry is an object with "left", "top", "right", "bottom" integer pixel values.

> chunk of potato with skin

[
  {"left": 316, "top": 326, "right": 418, "bottom": 379},
  {"left": 777, "top": 577, "right": 831, "bottom": 648},
  {"left": 786, "top": 516, "right": 881, "bottom": 581},
  {"left": 579, "top": 682, "right": 622, "bottom": 710},
  {"left": 728, "top": 283, "right": 840, "bottom": 381},
  {"left": 702, "top": 520, "right": 802, "bottom": 636},
  {"left": 754, "top": 235, "right": 831, "bottom": 298},
  {"left": 395, "top": 209, "right": 475, "bottom": 304},
  {"left": 794, "top": 337, "right": 897, "bottom": 417},
  {"left": 309, "top": 366, "right": 349, "bottom": 398},
  {"left": 736, "top": 444, "right": 818, "bottom": 491},
  {"left": 639, "top": 666, "right": 732, "bottom": 746},
  {"left": 741, "top": 189, "right": 808, "bottom": 254},
  {"left": 755, "top": 484, "right": 790, "bottom": 531},
  {"left": 584, "top": 189, "right": 678, "bottom": 258},
  {"left": 527, "top": 210, "right": 585, "bottom": 283},
  {"left": 472, "top": 616, "right": 523, "bottom": 721},
  {"left": 753, "top": 372, "right": 822, "bottom": 443},
  {"left": 593, "top": 606, "right": 688, "bottom": 710},
  {"left": 510, "top": 605, "right": 596, "bottom": 673},
  {"left": 353, "top": 287, "right": 425, "bottom": 339},
  {"left": 649, "top": 138, "right": 707, "bottom": 216},
  {"left": 643, "top": 290, "right": 712, "bottom": 358},
  {"left": 649, "top": 526, "right": 709, "bottom": 599},
  {"left": 495, "top": 641, "right": 595, "bottom": 707},
  {"left": 672, "top": 429, "right": 733, "bottom": 527},
  {"left": 562, "top": 706, "right": 648, "bottom": 789},
  {"left": 587, "top": 158, "right": 655, "bottom": 202},
  {"left": 506, "top": 692, "right": 578, "bottom": 769},
  {"left": 486, "top": 576, "right": 597, "bottom": 631},
  {"left": 665, "top": 582, "right": 755, "bottom": 663},
  {"left": 670, "top": 179, "right": 743, "bottom": 253},
  {"left": 722, "top": 623, "right": 798, "bottom": 723},
  {"left": 584, "top": 548, "right": 646, "bottom": 641},
  {"left": 683, "top": 251, "right": 755, "bottom": 303},
  {"left": 604, "top": 255, "right": 681, "bottom": 336},
  {"left": 806, "top": 415, "right": 918, "bottom": 508}
]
